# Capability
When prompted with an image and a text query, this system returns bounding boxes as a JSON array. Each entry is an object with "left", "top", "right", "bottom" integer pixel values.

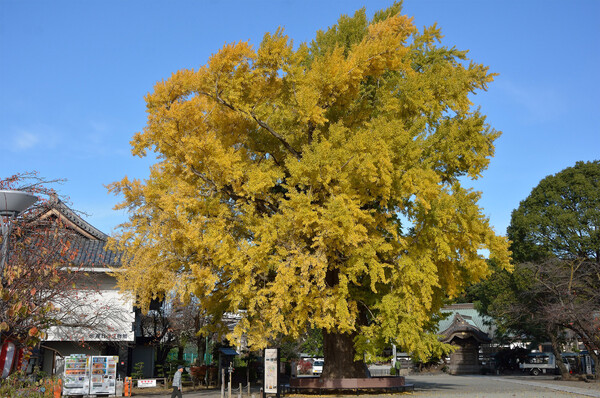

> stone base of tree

[{"left": 289, "top": 376, "right": 413, "bottom": 394}]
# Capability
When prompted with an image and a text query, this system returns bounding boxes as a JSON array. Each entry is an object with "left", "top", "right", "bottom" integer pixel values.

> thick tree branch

[
  {"left": 198, "top": 90, "right": 302, "bottom": 160},
  {"left": 190, "top": 166, "right": 279, "bottom": 215}
]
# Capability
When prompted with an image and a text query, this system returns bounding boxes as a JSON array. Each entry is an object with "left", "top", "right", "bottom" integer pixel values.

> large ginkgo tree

[{"left": 109, "top": 3, "right": 509, "bottom": 378}]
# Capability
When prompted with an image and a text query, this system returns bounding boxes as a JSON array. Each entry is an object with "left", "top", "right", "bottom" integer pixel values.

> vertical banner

[
  {"left": 264, "top": 348, "right": 279, "bottom": 396},
  {"left": 585, "top": 354, "right": 592, "bottom": 375},
  {"left": 0, "top": 340, "right": 16, "bottom": 379}
]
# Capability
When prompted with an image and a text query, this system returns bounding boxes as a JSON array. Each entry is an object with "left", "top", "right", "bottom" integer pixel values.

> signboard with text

[
  {"left": 264, "top": 348, "right": 279, "bottom": 395},
  {"left": 45, "top": 289, "right": 135, "bottom": 342},
  {"left": 138, "top": 379, "right": 157, "bottom": 388}
]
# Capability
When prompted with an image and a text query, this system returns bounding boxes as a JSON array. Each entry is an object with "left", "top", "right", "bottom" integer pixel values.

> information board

[
  {"left": 63, "top": 354, "right": 90, "bottom": 396},
  {"left": 264, "top": 348, "right": 279, "bottom": 395}
]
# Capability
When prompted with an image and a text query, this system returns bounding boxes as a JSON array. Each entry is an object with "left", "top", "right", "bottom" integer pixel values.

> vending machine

[
  {"left": 63, "top": 354, "right": 90, "bottom": 396},
  {"left": 89, "top": 356, "right": 118, "bottom": 395}
]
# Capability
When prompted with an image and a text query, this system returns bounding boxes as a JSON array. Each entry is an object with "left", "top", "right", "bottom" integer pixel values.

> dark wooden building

[{"left": 439, "top": 304, "right": 492, "bottom": 374}]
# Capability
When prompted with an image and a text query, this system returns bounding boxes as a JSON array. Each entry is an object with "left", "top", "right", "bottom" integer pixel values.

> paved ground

[
  {"left": 405, "top": 374, "right": 600, "bottom": 397},
  {"left": 131, "top": 374, "right": 600, "bottom": 398}
]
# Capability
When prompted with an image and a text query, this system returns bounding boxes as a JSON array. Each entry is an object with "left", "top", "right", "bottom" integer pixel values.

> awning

[{"left": 219, "top": 348, "right": 238, "bottom": 356}]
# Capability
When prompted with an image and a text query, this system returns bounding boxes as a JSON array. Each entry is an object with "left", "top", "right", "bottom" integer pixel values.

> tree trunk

[
  {"left": 194, "top": 313, "right": 205, "bottom": 365},
  {"left": 549, "top": 332, "right": 570, "bottom": 379},
  {"left": 567, "top": 322, "right": 600, "bottom": 382},
  {"left": 320, "top": 267, "right": 369, "bottom": 379},
  {"left": 321, "top": 329, "right": 367, "bottom": 379},
  {"left": 156, "top": 344, "right": 172, "bottom": 370},
  {"left": 197, "top": 336, "right": 205, "bottom": 365},
  {"left": 578, "top": 333, "right": 600, "bottom": 382}
]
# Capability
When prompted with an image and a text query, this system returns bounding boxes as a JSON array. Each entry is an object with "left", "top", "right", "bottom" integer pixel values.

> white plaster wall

[{"left": 44, "top": 274, "right": 135, "bottom": 342}]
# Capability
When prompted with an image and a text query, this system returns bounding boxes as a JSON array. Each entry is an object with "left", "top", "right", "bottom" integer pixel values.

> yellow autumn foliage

[{"left": 109, "top": 3, "right": 510, "bottom": 363}]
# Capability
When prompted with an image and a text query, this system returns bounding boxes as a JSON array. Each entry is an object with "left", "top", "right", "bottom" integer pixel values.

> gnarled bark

[
  {"left": 322, "top": 330, "right": 368, "bottom": 379},
  {"left": 549, "top": 331, "right": 571, "bottom": 379}
]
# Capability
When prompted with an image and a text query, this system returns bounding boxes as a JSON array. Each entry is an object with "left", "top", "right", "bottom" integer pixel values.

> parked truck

[{"left": 519, "top": 352, "right": 570, "bottom": 376}]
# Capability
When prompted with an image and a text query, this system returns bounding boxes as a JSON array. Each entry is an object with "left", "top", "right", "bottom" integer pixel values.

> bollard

[
  {"left": 228, "top": 363, "right": 233, "bottom": 398},
  {"left": 221, "top": 371, "right": 225, "bottom": 398},
  {"left": 116, "top": 379, "right": 124, "bottom": 396},
  {"left": 248, "top": 382, "right": 251, "bottom": 397},
  {"left": 123, "top": 376, "right": 132, "bottom": 397},
  {"left": 238, "top": 382, "right": 242, "bottom": 398}
]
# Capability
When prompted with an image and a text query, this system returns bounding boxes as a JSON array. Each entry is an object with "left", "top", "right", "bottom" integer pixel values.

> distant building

[{"left": 438, "top": 303, "right": 493, "bottom": 374}]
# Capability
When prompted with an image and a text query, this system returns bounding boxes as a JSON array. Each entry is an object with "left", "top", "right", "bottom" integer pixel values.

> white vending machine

[
  {"left": 63, "top": 354, "right": 90, "bottom": 396},
  {"left": 89, "top": 356, "right": 118, "bottom": 395},
  {"left": 62, "top": 355, "right": 118, "bottom": 396}
]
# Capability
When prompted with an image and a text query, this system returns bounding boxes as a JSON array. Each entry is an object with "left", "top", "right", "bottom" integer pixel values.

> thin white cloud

[
  {"left": 14, "top": 131, "right": 41, "bottom": 150},
  {"left": 89, "top": 121, "right": 109, "bottom": 133},
  {"left": 497, "top": 79, "right": 565, "bottom": 123},
  {"left": 9, "top": 125, "right": 61, "bottom": 152},
  {"left": 69, "top": 121, "right": 115, "bottom": 159}
]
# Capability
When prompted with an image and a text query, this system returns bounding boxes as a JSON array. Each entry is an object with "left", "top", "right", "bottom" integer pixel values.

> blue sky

[{"left": 1, "top": 0, "right": 599, "bottom": 236}]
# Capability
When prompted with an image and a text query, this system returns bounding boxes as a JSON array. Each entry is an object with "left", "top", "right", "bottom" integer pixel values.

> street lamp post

[{"left": 0, "top": 190, "right": 38, "bottom": 283}]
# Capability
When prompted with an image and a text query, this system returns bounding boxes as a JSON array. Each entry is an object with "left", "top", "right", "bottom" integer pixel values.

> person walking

[{"left": 171, "top": 365, "right": 184, "bottom": 398}]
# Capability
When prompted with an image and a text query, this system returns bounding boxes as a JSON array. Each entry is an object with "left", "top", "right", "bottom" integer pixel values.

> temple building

[
  {"left": 438, "top": 303, "right": 493, "bottom": 374},
  {"left": 31, "top": 197, "right": 149, "bottom": 378}
]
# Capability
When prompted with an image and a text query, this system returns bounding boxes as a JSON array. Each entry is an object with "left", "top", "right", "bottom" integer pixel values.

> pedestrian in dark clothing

[{"left": 171, "top": 365, "right": 184, "bottom": 398}]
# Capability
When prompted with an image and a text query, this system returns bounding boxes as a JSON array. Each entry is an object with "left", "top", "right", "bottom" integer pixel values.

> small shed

[{"left": 217, "top": 348, "right": 238, "bottom": 384}]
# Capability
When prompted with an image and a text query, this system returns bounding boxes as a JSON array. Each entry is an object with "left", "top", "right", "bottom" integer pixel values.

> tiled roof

[
  {"left": 70, "top": 237, "right": 122, "bottom": 267},
  {"left": 437, "top": 303, "right": 494, "bottom": 337},
  {"left": 49, "top": 197, "right": 108, "bottom": 240},
  {"left": 439, "top": 312, "right": 491, "bottom": 343},
  {"left": 37, "top": 197, "right": 122, "bottom": 268}
]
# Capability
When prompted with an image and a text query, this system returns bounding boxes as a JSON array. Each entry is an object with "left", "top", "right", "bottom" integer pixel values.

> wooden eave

[{"left": 440, "top": 313, "right": 491, "bottom": 344}]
